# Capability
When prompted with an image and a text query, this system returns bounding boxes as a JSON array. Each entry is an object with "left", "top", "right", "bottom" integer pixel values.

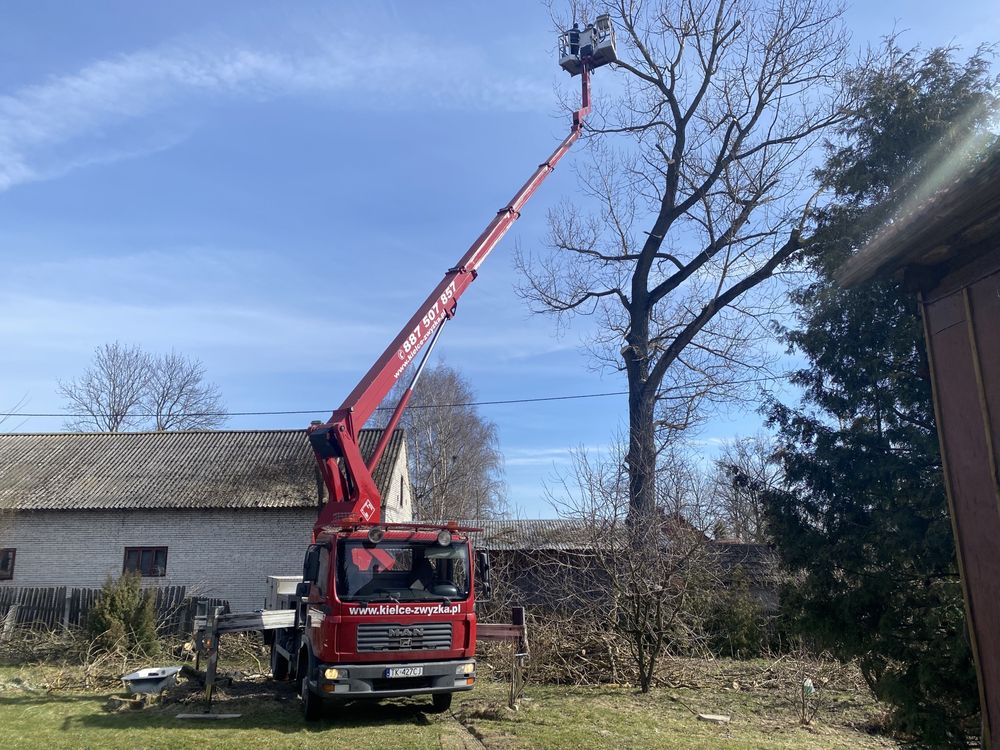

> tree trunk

[{"left": 627, "top": 384, "right": 658, "bottom": 523}]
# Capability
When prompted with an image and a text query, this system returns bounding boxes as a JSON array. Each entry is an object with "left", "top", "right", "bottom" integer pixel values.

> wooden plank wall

[{"left": 921, "top": 255, "right": 1000, "bottom": 747}]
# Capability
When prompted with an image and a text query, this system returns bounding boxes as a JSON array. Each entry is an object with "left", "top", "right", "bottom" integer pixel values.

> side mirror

[
  {"left": 475, "top": 550, "right": 492, "bottom": 602},
  {"left": 302, "top": 544, "right": 323, "bottom": 583},
  {"left": 295, "top": 581, "right": 311, "bottom": 599}
]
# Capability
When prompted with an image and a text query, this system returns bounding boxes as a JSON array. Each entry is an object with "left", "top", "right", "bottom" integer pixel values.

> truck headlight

[
  {"left": 456, "top": 662, "right": 475, "bottom": 675},
  {"left": 323, "top": 668, "right": 340, "bottom": 680}
]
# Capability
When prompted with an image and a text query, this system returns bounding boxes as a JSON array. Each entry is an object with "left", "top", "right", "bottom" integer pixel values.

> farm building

[
  {"left": 456, "top": 518, "right": 779, "bottom": 611},
  {"left": 0, "top": 429, "right": 412, "bottom": 611},
  {"left": 0, "top": 429, "right": 775, "bottom": 618}
]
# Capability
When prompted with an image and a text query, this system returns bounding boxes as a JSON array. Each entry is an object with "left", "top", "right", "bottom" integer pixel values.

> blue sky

[{"left": 2, "top": 1, "right": 997, "bottom": 516}]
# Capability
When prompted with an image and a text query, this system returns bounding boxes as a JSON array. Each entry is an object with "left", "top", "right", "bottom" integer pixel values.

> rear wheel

[
  {"left": 270, "top": 643, "right": 289, "bottom": 681},
  {"left": 428, "top": 692, "right": 453, "bottom": 713}
]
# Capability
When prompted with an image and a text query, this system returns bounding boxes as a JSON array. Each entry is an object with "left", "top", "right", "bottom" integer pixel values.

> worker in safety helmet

[{"left": 569, "top": 23, "right": 580, "bottom": 56}]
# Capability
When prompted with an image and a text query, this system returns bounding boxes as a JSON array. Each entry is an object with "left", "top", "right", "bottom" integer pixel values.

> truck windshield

[{"left": 336, "top": 540, "right": 470, "bottom": 603}]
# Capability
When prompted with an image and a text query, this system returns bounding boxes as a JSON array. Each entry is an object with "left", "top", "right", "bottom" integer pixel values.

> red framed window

[
  {"left": 123, "top": 547, "right": 167, "bottom": 577},
  {"left": 0, "top": 548, "right": 14, "bottom": 580}
]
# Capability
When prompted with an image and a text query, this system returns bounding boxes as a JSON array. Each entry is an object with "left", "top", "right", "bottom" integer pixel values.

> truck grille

[{"left": 356, "top": 622, "right": 453, "bottom": 652}]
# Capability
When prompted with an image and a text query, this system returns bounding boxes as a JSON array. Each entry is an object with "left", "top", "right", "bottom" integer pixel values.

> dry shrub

[
  {"left": 0, "top": 625, "right": 189, "bottom": 690},
  {"left": 521, "top": 613, "right": 635, "bottom": 686},
  {"left": 216, "top": 632, "right": 270, "bottom": 677},
  {"left": 475, "top": 610, "right": 641, "bottom": 688}
]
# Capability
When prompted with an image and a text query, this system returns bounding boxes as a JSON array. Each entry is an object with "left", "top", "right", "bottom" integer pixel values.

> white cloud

[
  {"left": 687, "top": 436, "right": 730, "bottom": 447},
  {"left": 0, "top": 291, "right": 390, "bottom": 375},
  {"left": 504, "top": 444, "right": 610, "bottom": 468},
  {"left": 0, "top": 29, "right": 550, "bottom": 191}
]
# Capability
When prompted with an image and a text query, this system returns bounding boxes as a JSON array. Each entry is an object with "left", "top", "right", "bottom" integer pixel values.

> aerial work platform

[{"left": 559, "top": 14, "right": 618, "bottom": 76}]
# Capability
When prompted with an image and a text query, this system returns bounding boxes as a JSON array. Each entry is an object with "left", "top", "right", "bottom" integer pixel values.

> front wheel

[
  {"left": 301, "top": 673, "right": 324, "bottom": 721},
  {"left": 298, "top": 651, "right": 324, "bottom": 721},
  {"left": 428, "top": 692, "right": 453, "bottom": 714}
]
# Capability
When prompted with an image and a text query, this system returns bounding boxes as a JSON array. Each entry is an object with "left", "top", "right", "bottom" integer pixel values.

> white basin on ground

[{"left": 121, "top": 666, "right": 182, "bottom": 694}]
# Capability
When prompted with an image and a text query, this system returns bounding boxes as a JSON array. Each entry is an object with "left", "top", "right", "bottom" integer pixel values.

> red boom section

[{"left": 309, "top": 67, "right": 592, "bottom": 535}]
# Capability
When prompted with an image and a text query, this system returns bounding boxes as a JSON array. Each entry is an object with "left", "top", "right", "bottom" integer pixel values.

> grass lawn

[
  {"left": 459, "top": 683, "right": 897, "bottom": 750},
  {"left": 0, "top": 661, "right": 899, "bottom": 749}
]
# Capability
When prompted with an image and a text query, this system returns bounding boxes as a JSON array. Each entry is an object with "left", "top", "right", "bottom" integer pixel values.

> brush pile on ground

[
  {"left": 0, "top": 626, "right": 175, "bottom": 690},
  {"left": 478, "top": 611, "right": 866, "bottom": 702},
  {"left": 0, "top": 627, "right": 272, "bottom": 692}
]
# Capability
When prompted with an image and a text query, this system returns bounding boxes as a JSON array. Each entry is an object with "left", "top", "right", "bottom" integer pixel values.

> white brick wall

[
  {"left": 382, "top": 441, "right": 413, "bottom": 523},
  {"left": 0, "top": 507, "right": 316, "bottom": 611}
]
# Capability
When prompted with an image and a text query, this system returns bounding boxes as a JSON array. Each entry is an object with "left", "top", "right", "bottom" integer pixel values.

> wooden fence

[{"left": 0, "top": 586, "right": 229, "bottom": 636}]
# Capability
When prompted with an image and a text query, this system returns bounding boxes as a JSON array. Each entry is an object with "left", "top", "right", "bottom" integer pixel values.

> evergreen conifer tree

[{"left": 764, "top": 43, "right": 998, "bottom": 747}]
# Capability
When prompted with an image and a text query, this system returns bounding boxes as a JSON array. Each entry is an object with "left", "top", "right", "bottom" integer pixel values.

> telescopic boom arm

[{"left": 308, "top": 65, "right": 592, "bottom": 535}]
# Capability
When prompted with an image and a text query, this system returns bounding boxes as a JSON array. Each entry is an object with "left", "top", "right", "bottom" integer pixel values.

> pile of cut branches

[{"left": 0, "top": 626, "right": 190, "bottom": 690}]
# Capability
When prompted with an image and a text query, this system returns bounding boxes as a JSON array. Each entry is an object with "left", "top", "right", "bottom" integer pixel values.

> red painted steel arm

[
  {"left": 345, "top": 66, "right": 590, "bottom": 426},
  {"left": 309, "top": 67, "right": 592, "bottom": 534}
]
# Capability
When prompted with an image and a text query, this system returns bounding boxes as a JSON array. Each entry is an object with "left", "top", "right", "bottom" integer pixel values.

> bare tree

[
  {"left": 657, "top": 442, "right": 719, "bottom": 529},
  {"left": 383, "top": 363, "right": 505, "bottom": 520},
  {"left": 59, "top": 342, "right": 226, "bottom": 432},
  {"left": 711, "top": 434, "right": 780, "bottom": 542},
  {"left": 547, "top": 443, "right": 718, "bottom": 691},
  {"left": 143, "top": 350, "right": 225, "bottom": 431},
  {"left": 59, "top": 342, "right": 149, "bottom": 432},
  {"left": 518, "top": 0, "right": 856, "bottom": 521}
]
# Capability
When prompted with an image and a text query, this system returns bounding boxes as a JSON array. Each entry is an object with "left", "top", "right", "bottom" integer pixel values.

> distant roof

[
  {"left": 455, "top": 518, "right": 594, "bottom": 551},
  {"left": 837, "top": 146, "right": 1000, "bottom": 288},
  {"left": 0, "top": 429, "right": 404, "bottom": 512},
  {"left": 706, "top": 540, "right": 781, "bottom": 583},
  {"left": 453, "top": 518, "right": 778, "bottom": 576}
]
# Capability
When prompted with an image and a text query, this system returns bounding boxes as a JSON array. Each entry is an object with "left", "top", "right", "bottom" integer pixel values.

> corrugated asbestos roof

[
  {"left": 0, "top": 429, "right": 404, "bottom": 512},
  {"left": 837, "top": 145, "right": 1000, "bottom": 287},
  {"left": 454, "top": 518, "right": 594, "bottom": 551}
]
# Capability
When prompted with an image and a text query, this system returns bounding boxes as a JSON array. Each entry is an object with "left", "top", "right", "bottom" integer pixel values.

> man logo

[
  {"left": 399, "top": 638, "right": 412, "bottom": 648},
  {"left": 388, "top": 627, "right": 424, "bottom": 638}
]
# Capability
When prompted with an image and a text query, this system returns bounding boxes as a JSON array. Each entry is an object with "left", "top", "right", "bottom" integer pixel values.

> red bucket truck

[{"left": 196, "top": 19, "right": 616, "bottom": 720}]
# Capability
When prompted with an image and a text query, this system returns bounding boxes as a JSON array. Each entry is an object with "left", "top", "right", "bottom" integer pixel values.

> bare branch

[
  {"left": 520, "top": 0, "right": 854, "bottom": 518},
  {"left": 142, "top": 350, "right": 227, "bottom": 431},
  {"left": 59, "top": 342, "right": 227, "bottom": 432},
  {"left": 59, "top": 342, "right": 149, "bottom": 432},
  {"left": 380, "top": 363, "right": 505, "bottom": 520}
]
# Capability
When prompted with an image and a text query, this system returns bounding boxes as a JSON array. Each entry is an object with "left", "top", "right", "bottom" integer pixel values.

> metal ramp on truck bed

[
  {"left": 192, "top": 608, "right": 295, "bottom": 636},
  {"left": 192, "top": 603, "right": 296, "bottom": 705}
]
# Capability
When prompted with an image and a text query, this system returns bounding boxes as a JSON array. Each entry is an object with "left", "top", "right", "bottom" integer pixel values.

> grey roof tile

[
  {"left": 0, "top": 429, "right": 403, "bottom": 512},
  {"left": 448, "top": 518, "right": 597, "bottom": 550}
]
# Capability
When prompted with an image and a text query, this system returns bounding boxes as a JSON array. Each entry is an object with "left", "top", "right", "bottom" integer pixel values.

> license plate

[{"left": 384, "top": 666, "right": 423, "bottom": 678}]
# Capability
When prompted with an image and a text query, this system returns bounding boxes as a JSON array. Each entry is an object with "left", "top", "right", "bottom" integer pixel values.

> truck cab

[{"left": 268, "top": 524, "right": 482, "bottom": 719}]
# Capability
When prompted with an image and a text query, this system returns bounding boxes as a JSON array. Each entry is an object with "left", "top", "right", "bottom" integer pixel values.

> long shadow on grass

[
  {"left": 67, "top": 694, "right": 440, "bottom": 734},
  {"left": 0, "top": 693, "right": 105, "bottom": 707}
]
